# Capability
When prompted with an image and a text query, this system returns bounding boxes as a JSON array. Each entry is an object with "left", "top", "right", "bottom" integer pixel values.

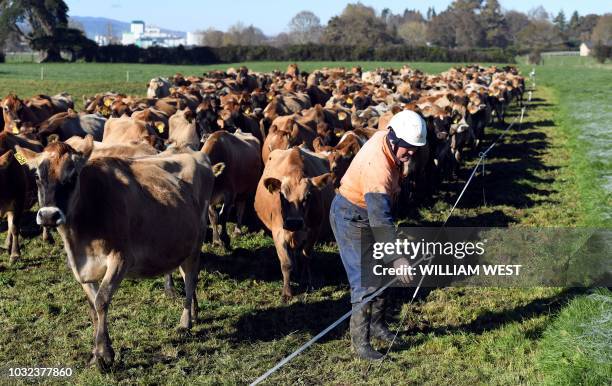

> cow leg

[
  {"left": 164, "top": 273, "right": 177, "bottom": 297},
  {"left": 6, "top": 212, "right": 20, "bottom": 264},
  {"left": 178, "top": 251, "right": 200, "bottom": 329},
  {"left": 89, "top": 253, "right": 126, "bottom": 371},
  {"left": 81, "top": 282, "right": 100, "bottom": 340},
  {"left": 42, "top": 226, "right": 54, "bottom": 244},
  {"left": 273, "top": 230, "right": 293, "bottom": 302},
  {"left": 218, "top": 193, "right": 235, "bottom": 249},
  {"left": 208, "top": 205, "right": 222, "bottom": 247},
  {"left": 232, "top": 200, "right": 246, "bottom": 237}
]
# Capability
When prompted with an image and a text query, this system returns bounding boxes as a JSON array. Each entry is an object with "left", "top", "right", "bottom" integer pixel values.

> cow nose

[
  {"left": 283, "top": 218, "right": 304, "bottom": 232},
  {"left": 37, "top": 207, "right": 66, "bottom": 226}
]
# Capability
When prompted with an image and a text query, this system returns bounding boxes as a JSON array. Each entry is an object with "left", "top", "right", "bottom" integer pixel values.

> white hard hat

[{"left": 387, "top": 110, "right": 427, "bottom": 147}]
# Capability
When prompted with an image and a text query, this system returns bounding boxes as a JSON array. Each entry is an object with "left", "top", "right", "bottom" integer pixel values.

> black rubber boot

[
  {"left": 370, "top": 296, "right": 396, "bottom": 342},
  {"left": 350, "top": 302, "right": 383, "bottom": 361}
]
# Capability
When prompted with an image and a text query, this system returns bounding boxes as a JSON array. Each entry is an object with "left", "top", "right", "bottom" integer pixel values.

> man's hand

[{"left": 392, "top": 257, "right": 413, "bottom": 286}]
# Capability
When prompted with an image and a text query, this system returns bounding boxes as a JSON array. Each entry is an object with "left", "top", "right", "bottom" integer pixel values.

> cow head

[
  {"left": 195, "top": 100, "right": 220, "bottom": 141},
  {"left": 2, "top": 94, "right": 25, "bottom": 132},
  {"left": 147, "top": 77, "right": 169, "bottom": 99},
  {"left": 327, "top": 138, "right": 360, "bottom": 187},
  {"left": 263, "top": 172, "right": 332, "bottom": 232},
  {"left": 266, "top": 117, "right": 301, "bottom": 151},
  {"left": 15, "top": 135, "right": 94, "bottom": 227}
]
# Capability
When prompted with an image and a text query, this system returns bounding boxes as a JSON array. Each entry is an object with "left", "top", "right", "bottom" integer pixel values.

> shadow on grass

[
  {"left": 402, "top": 98, "right": 559, "bottom": 225},
  {"left": 401, "top": 287, "right": 589, "bottom": 339},
  {"left": 200, "top": 247, "right": 347, "bottom": 289},
  {"left": 224, "top": 295, "right": 350, "bottom": 343}
]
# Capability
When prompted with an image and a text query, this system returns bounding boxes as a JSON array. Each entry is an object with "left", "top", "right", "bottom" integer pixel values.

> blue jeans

[{"left": 330, "top": 193, "right": 379, "bottom": 304}]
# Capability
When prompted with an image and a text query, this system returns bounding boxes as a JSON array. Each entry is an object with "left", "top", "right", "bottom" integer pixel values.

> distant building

[
  {"left": 187, "top": 31, "right": 205, "bottom": 46},
  {"left": 121, "top": 20, "right": 185, "bottom": 48},
  {"left": 94, "top": 35, "right": 111, "bottom": 46},
  {"left": 580, "top": 42, "right": 592, "bottom": 56}
]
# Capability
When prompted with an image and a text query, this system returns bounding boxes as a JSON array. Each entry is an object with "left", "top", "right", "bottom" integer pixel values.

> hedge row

[{"left": 74, "top": 44, "right": 516, "bottom": 64}]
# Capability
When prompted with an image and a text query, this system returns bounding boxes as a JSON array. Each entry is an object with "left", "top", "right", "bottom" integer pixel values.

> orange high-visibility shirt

[{"left": 338, "top": 130, "right": 402, "bottom": 208}]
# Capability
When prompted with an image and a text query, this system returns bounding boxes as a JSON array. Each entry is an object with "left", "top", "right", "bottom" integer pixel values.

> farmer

[{"left": 329, "top": 110, "right": 427, "bottom": 360}]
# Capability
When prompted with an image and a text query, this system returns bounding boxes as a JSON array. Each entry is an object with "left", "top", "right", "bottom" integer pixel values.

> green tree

[
  {"left": 553, "top": 10, "right": 567, "bottom": 32},
  {"left": 0, "top": 0, "right": 94, "bottom": 62},
  {"left": 427, "top": 10, "right": 456, "bottom": 47},
  {"left": 481, "top": 0, "right": 509, "bottom": 47},
  {"left": 321, "top": 3, "right": 395, "bottom": 46}
]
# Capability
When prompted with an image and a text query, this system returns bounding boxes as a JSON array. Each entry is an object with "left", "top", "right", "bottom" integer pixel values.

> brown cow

[
  {"left": 168, "top": 108, "right": 200, "bottom": 150},
  {"left": 202, "top": 130, "right": 262, "bottom": 247},
  {"left": 37, "top": 111, "right": 106, "bottom": 144},
  {"left": 0, "top": 132, "right": 47, "bottom": 262},
  {"left": 254, "top": 147, "right": 333, "bottom": 300},
  {"left": 261, "top": 115, "right": 317, "bottom": 163},
  {"left": 0, "top": 150, "right": 28, "bottom": 263},
  {"left": 313, "top": 131, "right": 363, "bottom": 188},
  {"left": 2, "top": 94, "right": 71, "bottom": 133},
  {"left": 102, "top": 115, "right": 163, "bottom": 149},
  {"left": 15, "top": 138, "right": 220, "bottom": 369}
]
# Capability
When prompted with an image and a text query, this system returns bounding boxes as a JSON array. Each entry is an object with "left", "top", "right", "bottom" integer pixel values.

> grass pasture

[{"left": 0, "top": 57, "right": 611, "bottom": 384}]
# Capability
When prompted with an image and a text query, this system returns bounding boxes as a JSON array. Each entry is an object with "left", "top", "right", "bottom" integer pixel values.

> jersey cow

[
  {"left": 15, "top": 137, "right": 222, "bottom": 370},
  {"left": 254, "top": 147, "right": 333, "bottom": 301}
]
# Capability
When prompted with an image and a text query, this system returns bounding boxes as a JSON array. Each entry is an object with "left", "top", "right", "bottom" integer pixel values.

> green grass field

[{"left": 0, "top": 57, "right": 610, "bottom": 385}]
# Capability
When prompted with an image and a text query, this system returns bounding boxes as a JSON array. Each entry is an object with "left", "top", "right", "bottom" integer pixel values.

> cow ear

[
  {"left": 0, "top": 149, "right": 14, "bottom": 169},
  {"left": 263, "top": 177, "right": 282, "bottom": 193},
  {"left": 184, "top": 108, "right": 194, "bottom": 123},
  {"left": 13, "top": 146, "right": 40, "bottom": 169},
  {"left": 80, "top": 134, "right": 93, "bottom": 161},
  {"left": 311, "top": 173, "right": 332, "bottom": 189}
]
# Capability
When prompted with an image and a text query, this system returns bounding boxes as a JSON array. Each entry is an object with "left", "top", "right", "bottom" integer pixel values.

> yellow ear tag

[
  {"left": 155, "top": 122, "right": 165, "bottom": 133},
  {"left": 14, "top": 152, "right": 27, "bottom": 165},
  {"left": 12, "top": 126, "right": 19, "bottom": 134},
  {"left": 268, "top": 95, "right": 273, "bottom": 101},
  {"left": 245, "top": 108, "right": 252, "bottom": 115},
  {"left": 338, "top": 112, "right": 347, "bottom": 121},
  {"left": 104, "top": 98, "right": 112, "bottom": 107},
  {"left": 346, "top": 97, "right": 353, "bottom": 104}
]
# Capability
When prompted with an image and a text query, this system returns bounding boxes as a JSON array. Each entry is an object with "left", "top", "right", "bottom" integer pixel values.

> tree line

[{"left": 1, "top": 0, "right": 610, "bottom": 63}]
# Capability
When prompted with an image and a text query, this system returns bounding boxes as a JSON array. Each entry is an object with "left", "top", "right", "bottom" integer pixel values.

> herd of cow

[{"left": 0, "top": 64, "right": 524, "bottom": 369}]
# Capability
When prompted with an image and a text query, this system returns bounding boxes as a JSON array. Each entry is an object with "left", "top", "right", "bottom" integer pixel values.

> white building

[
  {"left": 121, "top": 20, "right": 186, "bottom": 48},
  {"left": 580, "top": 42, "right": 592, "bottom": 57},
  {"left": 187, "top": 31, "right": 205, "bottom": 46}
]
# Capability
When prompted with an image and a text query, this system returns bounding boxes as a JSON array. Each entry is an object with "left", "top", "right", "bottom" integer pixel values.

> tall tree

[
  {"left": 553, "top": 10, "right": 567, "bottom": 32},
  {"left": 426, "top": 7, "right": 434, "bottom": 21},
  {"left": 398, "top": 21, "right": 428, "bottom": 46},
  {"left": 591, "top": 14, "right": 612, "bottom": 45},
  {"left": 528, "top": 6, "right": 550, "bottom": 21},
  {"left": 321, "top": 3, "right": 395, "bottom": 46},
  {"left": 505, "top": 10, "right": 530, "bottom": 46},
  {"left": 517, "top": 19, "right": 562, "bottom": 50},
  {"left": 481, "top": 0, "right": 509, "bottom": 47},
  {"left": 427, "top": 11, "right": 456, "bottom": 48},
  {"left": 0, "top": 0, "right": 94, "bottom": 61},
  {"left": 288, "top": 10, "right": 322, "bottom": 44}
]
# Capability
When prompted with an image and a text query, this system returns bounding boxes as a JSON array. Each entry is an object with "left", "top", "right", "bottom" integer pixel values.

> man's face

[{"left": 394, "top": 145, "right": 418, "bottom": 163}]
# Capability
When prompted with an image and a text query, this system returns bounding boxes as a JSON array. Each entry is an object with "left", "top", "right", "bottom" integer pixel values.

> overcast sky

[{"left": 65, "top": 0, "right": 610, "bottom": 35}]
